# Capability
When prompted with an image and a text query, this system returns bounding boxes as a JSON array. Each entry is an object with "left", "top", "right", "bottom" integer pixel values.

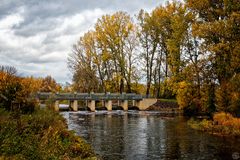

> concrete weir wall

[
  {"left": 52, "top": 98, "right": 157, "bottom": 112},
  {"left": 136, "top": 98, "right": 157, "bottom": 110},
  {"left": 43, "top": 93, "right": 157, "bottom": 112}
]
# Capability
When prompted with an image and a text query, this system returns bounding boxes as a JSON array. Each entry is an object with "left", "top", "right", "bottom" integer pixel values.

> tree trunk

[
  {"left": 146, "top": 81, "right": 150, "bottom": 98},
  {"left": 120, "top": 78, "right": 124, "bottom": 93}
]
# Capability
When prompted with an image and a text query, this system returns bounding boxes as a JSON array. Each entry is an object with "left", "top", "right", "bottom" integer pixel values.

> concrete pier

[
  {"left": 132, "top": 100, "right": 136, "bottom": 107},
  {"left": 105, "top": 100, "right": 112, "bottom": 111},
  {"left": 88, "top": 100, "right": 95, "bottom": 112},
  {"left": 70, "top": 100, "right": 78, "bottom": 111},
  {"left": 120, "top": 100, "right": 128, "bottom": 111},
  {"left": 54, "top": 100, "right": 59, "bottom": 111}
]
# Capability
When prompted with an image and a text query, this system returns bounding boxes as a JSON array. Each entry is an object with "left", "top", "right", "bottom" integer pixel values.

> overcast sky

[{"left": 0, "top": 0, "right": 167, "bottom": 84}]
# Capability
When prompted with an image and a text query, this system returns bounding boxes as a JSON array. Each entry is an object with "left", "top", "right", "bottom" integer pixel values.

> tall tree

[
  {"left": 186, "top": 0, "right": 240, "bottom": 113},
  {"left": 95, "top": 11, "right": 136, "bottom": 93},
  {"left": 137, "top": 9, "right": 160, "bottom": 97},
  {"left": 40, "top": 76, "right": 61, "bottom": 93},
  {"left": 68, "top": 31, "right": 99, "bottom": 93},
  {"left": 0, "top": 66, "right": 20, "bottom": 110}
]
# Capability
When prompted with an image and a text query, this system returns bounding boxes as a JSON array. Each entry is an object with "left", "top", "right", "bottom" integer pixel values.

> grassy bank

[
  {"left": 0, "top": 108, "right": 96, "bottom": 160},
  {"left": 188, "top": 112, "right": 240, "bottom": 137}
]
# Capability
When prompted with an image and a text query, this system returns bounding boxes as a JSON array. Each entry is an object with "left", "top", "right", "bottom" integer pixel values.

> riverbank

[
  {"left": 188, "top": 112, "right": 240, "bottom": 138},
  {"left": 0, "top": 108, "right": 97, "bottom": 160}
]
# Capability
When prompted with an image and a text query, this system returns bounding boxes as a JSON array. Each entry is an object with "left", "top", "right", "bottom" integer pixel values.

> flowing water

[{"left": 62, "top": 110, "right": 240, "bottom": 160}]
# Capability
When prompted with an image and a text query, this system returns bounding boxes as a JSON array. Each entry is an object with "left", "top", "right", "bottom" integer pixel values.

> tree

[
  {"left": 69, "top": 12, "right": 138, "bottom": 93},
  {"left": 0, "top": 66, "right": 42, "bottom": 112},
  {"left": 137, "top": 9, "right": 159, "bottom": 97},
  {"left": 95, "top": 11, "right": 136, "bottom": 93},
  {"left": 66, "top": 0, "right": 239, "bottom": 117},
  {"left": 0, "top": 66, "right": 21, "bottom": 110},
  {"left": 40, "top": 76, "right": 61, "bottom": 93},
  {"left": 68, "top": 31, "right": 100, "bottom": 93},
  {"left": 186, "top": 0, "right": 240, "bottom": 114},
  {"left": 137, "top": 2, "right": 192, "bottom": 98}
]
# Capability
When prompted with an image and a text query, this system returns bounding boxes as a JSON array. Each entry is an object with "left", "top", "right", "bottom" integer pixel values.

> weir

[{"left": 37, "top": 92, "right": 157, "bottom": 112}]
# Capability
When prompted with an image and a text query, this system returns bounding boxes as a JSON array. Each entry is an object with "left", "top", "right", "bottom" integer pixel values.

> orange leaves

[
  {"left": 213, "top": 112, "right": 234, "bottom": 125},
  {"left": 213, "top": 112, "right": 240, "bottom": 129},
  {"left": 21, "top": 77, "right": 42, "bottom": 94},
  {"left": 189, "top": 112, "right": 240, "bottom": 136},
  {"left": 40, "top": 76, "right": 61, "bottom": 93}
]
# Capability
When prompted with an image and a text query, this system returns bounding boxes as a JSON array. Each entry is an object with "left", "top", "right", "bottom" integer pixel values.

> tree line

[
  {"left": 0, "top": 66, "right": 95, "bottom": 159},
  {"left": 0, "top": 66, "right": 61, "bottom": 112},
  {"left": 68, "top": 0, "right": 240, "bottom": 116}
]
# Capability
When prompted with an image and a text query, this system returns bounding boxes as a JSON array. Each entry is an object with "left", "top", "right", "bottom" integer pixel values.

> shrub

[
  {"left": 215, "top": 74, "right": 240, "bottom": 116},
  {"left": 188, "top": 112, "right": 240, "bottom": 137},
  {"left": 0, "top": 109, "right": 96, "bottom": 159},
  {"left": 213, "top": 112, "right": 233, "bottom": 125}
]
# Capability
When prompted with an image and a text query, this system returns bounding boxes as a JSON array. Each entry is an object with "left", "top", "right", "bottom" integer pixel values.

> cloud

[{"left": 0, "top": 0, "right": 166, "bottom": 83}]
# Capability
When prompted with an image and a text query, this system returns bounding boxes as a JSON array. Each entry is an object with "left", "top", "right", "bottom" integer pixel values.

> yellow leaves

[
  {"left": 21, "top": 77, "right": 42, "bottom": 93},
  {"left": 81, "top": 31, "right": 96, "bottom": 59},
  {"left": 0, "top": 71, "right": 8, "bottom": 86},
  {"left": 176, "top": 81, "right": 194, "bottom": 109},
  {"left": 95, "top": 11, "right": 134, "bottom": 46},
  {"left": 40, "top": 76, "right": 61, "bottom": 93},
  {"left": 101, "top": 52, "right": 111, "bottom": 62},
  {"left": 131, "top": 83, "right": 146, "bottom": 94},
  {"left": 187, "top": 0, "right": 210, "bottom": 12},
  {"left": 178, "top": 81, "right": 188, "bottom": 89},
  {"left": 192, "top": 20, "right": 227, "bottom": 41},
  {"left": 16, "top": 77, "right": 43, "bottom": 103},
  {"left": 215, "top": 73, "right": 240, "bottom": 113},
  {"left": 151, "top": 2, "right": 190, "bottom": 76},
  {"left": 127, "top": 22, "right": 134, "bottom": 31},
  {"left": 210, "top": 42, "right": 230, "bottom": 54}
]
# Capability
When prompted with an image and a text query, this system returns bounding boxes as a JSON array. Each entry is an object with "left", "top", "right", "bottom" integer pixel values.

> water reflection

[{"left": 62, "top": 111, "right": 240, "bottom": 160}]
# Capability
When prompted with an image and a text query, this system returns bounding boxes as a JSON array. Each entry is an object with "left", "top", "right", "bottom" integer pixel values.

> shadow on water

[{"left": 61, "top": 110, "right": 240, "bottom": 160}]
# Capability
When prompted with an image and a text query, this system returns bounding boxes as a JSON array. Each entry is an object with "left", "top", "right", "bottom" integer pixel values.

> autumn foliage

[
  {"left": 67, "top": 1, "right": 240, "bottom": 117},
  {"left": 0, "top": 108, "right": 95, "bottom": 159},
  {"left": 189, "top": 112, "right": 240, "bottom": 137},
  {"left": 0, "top": 66, "right": 60, "bottom": 112}
]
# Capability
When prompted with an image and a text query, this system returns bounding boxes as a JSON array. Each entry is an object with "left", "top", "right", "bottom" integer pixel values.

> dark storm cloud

[{"left": 0, "top": 0, "right": 166, "bottom": 83}]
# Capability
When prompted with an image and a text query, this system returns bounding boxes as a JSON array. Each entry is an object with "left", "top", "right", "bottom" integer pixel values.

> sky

[{"left": 0, "top": 0, "right": 167, "bottom": 84}]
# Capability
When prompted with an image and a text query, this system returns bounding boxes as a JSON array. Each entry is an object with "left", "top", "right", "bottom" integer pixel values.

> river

[{"left": 62, "top": 110, "right": 240, "bottom": 160}]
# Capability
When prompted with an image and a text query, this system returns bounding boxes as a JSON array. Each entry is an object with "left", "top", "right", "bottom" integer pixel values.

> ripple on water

[{"left": 61, "top": 110, "right": 240, "bottom": 160}]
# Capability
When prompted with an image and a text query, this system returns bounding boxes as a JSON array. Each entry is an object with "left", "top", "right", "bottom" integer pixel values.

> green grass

[
  {"left": 0, "top": 108, "right": 96, "bottom": 160},
  {"left": 158, "top": 98, "right": 177, "bottom": 103}
]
